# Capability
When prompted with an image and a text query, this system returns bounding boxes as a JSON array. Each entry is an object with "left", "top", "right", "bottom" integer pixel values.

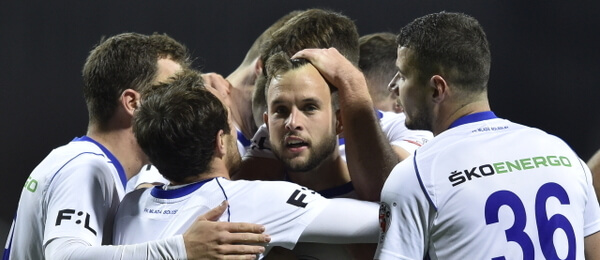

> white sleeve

[
  {"left": 375, "top": 160, "right": 432, "bottom": 260},
  {"left": 44, "top": 157, "right": 120, "bottom": 247},
  {"left": 244, "top": 124, "right": 277, "bottom": 159},
  {"left": 44, "top": 235, "right": 186, "bottom": 260},
  {"left": 380, "top": 111, "right": 432, "bottom": 154},
  {"left": 299, "top": 198, "right": 379, "bottom": 244},
  {"left": 581, "top": 159, "right": 600, "bottom": 236}
]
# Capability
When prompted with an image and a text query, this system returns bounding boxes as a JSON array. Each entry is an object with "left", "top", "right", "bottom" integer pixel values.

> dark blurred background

[{"left": 2, "top": 1, "right": 599, "bottom": 242}]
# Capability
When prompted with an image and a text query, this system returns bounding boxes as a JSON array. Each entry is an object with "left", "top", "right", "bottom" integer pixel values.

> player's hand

[
  {"left": 202, "top": 73, "right": 233, "bottom": 109},
  {"left": 291, "top": 48, "right": 365, "bottom": 91},
  {"left": 183, "top": 201, "right": 271, "bottom": 260},
  {"left": 292, "top": 48, "right": 372, "bottom": 112}
]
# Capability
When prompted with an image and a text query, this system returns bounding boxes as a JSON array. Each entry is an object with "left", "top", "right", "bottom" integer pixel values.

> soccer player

[
  {"left": 238, "top": 8, "right": 432, "bottom": 202},
  {"left": 359, "top": 32, "right": 404, "bottom": 114},
  {"left": 112, "top": 69, "right": 379, "bottom": 259},
  {"left": 295, "top": 11, "right": 600, "bottom": 259},
  {"left": 3, "top": 32, "right": 269, "bottom": 260}
]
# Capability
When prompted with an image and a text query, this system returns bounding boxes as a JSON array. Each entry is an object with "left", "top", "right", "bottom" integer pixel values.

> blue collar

[
  {"left": 317, "top": 181, "right": 355, "bottom": 198},
  {"left": 72, "top": 136, "right": 128, "bottom": 189},
  {"left": 448, "top": 111, "right": 498, "bottom": 129},
  {"left": 151, "top": 177, "right": 216, "bottom": 199},
  {"left": 237, "top": 130, "right": 252, "bottom": 147}
]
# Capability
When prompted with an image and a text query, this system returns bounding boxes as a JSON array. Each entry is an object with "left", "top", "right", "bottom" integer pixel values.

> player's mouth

[{"left": 284, "top": 136, "right": 309, "bottom": 153}]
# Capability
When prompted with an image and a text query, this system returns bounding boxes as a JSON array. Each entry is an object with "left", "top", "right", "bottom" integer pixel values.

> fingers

[
  {"left": 200, "top": 200, "right": 228, "bottom": 221},
  {"left": 221, "top": 229, "right": 271, "bottom": 244},
  {"left": 216, "top": 245, "right": 266, "bottom": 260}
]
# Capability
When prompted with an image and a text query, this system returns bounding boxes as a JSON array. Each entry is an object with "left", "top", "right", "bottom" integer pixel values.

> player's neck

[
  {"left": 171, "top": 160, "right": 230, "bottom": 185},
  {"left": 433, "top": 96, "right": 491, "bottom": 136},
  {"left": 227, "top": 70, "right": 258, "bottom": 139},
  {"left": 287, "top": 153, "right": 350, "bottom": 192},
  {"left": 86, "top": 126, "right": 146, "bottom": 181}
]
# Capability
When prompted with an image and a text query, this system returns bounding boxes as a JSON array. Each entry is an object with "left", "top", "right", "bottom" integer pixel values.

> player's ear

[
  {"left": 255, "top": 56, "right": 263, "bottom": 77},
  {"left": 263, "top": 112, "right": 269, "bottom": 130},
  {"left": 430, "top": 75, "right": 448, "bottom": 104},
  {"left": 121, "top": 89, "right": 141, "bottom": 116},
  {"left": 215, "top": 129, "right": 226, "bottom": 158},
  {"left": 335, "top": 109, "right": 343, "bottom": 135}
]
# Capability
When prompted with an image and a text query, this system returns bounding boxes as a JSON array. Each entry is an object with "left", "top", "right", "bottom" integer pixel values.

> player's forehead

[{"left": 267, "top": 64, "right": 330, "bottom": 105}]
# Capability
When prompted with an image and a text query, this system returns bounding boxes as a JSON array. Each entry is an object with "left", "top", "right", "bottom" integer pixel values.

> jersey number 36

[{"left": 484, "top": 182, "right": 576, "bottom": 260}]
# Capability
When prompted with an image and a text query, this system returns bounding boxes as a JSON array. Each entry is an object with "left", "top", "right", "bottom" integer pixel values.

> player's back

[
  {"left": 415, "top": 117, "right": 600, "bottom": 259},
  {"left": 113, "top": 177, "right": 332, "bottom": 258}
]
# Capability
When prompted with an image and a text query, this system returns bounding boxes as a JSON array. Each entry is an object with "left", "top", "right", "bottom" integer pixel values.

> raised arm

[{"left": 292, "top": 48, "right": 400, "bottom": 201}]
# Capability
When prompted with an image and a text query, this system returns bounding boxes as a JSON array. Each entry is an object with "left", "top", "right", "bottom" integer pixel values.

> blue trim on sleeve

[
  {"left": 237, "top": 130, "right": 252, "bottom": 147},
  {"left": 73, "top": 136, "right": 128, "bottom": 189},
  {"left": 2, "top": 214, "right": 15, "bottom": 260},
  {"left": 317, "top": 181, "right": 354, "bottom": 198},
  {"left": 150, "top": 178, "right": 214, "bottom": 199},
  {"left": 448, "top": 111, "right": 497, "bottom": 129},
  {"left": 413, "top": 150, "right": 437, "bottom": 211}
]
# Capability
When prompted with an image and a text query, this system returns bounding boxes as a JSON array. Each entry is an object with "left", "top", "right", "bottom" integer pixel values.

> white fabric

[
  {"left": 126, "top": 165, "right": 168, "bottom": 193},
  {"left": 376, "top": 117, "right": 600, "bottom": 260},
  {"left": 245, "top": 111, "right": 433, "bottom": 161},
  {"left": 113, "top": 177, "right": 379, "bottom": 259},
  {"left": 3, "top": 137, "right": 187, "bottom": 260}
]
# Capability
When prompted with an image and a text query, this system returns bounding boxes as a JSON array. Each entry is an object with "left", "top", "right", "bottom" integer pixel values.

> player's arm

[
  {"left": 298, "top": 198, "right": 379, "bottom": 244},
  {"left": 293, "top": 48, "right": 400, "bottom": 201},
  {"left": 585, "top": 231, "right": 600, "bottom": 260},
  {"left": 45, "top": 201, "right": 270, "bottom": 260}
]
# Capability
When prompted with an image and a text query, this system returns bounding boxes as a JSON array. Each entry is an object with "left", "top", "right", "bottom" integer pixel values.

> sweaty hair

[
  {"left": 264, "top": 52, "right": 339, "bottom": 111},
  {"left": 253, "top": 8, "right": 358, "bottom": 126},
  {"left": 359, "top": 32, "right": 398, "bottom": 105},
  {"left": 82, "top": 32, "right": 190, "bottom": 127},
  {"left": 396, "top": 12, "right": 491, "bottom": 92},
  {"left": 133, "top": 69, "right": 230, "bottom": 183}
]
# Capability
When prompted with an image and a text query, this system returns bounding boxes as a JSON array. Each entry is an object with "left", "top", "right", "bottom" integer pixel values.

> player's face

[
  {"left": 389, "top": 47, "right": 433, "bottom": 131},
  {"left": 265, "top": 64, "right": 338, "bottom": 172}
]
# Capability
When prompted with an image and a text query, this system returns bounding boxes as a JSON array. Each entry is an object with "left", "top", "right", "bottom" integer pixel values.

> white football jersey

[
  {"left": 114, "top": 177, "right": 334, "bottom": 258},
  {"left": 245, "top": 111, "right": 433, "bottom": 161},
  {"left": 3, "top": 136, "right": 127, "bottom": 260},
  {"left": 376, "top": 112, "right": 600, "bottom": 259}
]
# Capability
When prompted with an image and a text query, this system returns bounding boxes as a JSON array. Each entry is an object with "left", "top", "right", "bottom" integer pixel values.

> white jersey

[
  {"left": 245, "top": 111, "right": 432, "bottom": 161},
  {"left": 4, "top": 136, "right": 127, "bottom": 260},
  {"left": 376, "top": 112, "right": 600, "bottom": 259},
  {"left": 113, "top": 177, "right": 378, "bottom": 259},
  {"left": 290, "top": 181, "right": 366, "bottom": 259}
]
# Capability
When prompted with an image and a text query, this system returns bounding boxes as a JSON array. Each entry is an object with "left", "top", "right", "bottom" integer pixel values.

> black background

[{"left": 2, "top": 1, "right": 599, "bottom": 241}]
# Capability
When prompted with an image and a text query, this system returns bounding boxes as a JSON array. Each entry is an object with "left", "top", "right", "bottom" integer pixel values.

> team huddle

[{"left": 4, "top": 8, "right": 600, "bottom": 260}]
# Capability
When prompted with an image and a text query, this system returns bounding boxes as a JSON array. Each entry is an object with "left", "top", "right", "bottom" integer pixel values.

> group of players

[{"left": 4, "top": 7, "right": 600, "bottom": 260}]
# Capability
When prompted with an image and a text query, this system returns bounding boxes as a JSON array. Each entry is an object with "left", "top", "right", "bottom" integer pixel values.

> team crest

[{"left": 378, "top": 202, "right": 391, "bottom": 243}]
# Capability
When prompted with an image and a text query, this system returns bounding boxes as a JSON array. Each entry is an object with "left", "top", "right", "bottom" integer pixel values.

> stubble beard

[{"left": 273, "top": 133, "right": 338, "bottom": 173}]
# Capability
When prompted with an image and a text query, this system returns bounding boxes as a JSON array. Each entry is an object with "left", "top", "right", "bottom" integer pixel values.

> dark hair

[
  {"left": 264, "top": 52, "right": 339, "bottom": 111},
  {"left": 253, "top": 8, "right": 358, "bottom": 125},
  {"left": 82, "top": 32, "right": 190, "bottom": 127},
  {"left": 359, "top": 32, "right": 398, "bottom": 103},
  {"left": 240, "top": 10, "right": 302, "bottom": 67},
  {"left": 133, "top": 69, "right": 230, "bottom": 183},
  {"left": 396, "top": 12, "right": 491, "bottom": 92}
]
